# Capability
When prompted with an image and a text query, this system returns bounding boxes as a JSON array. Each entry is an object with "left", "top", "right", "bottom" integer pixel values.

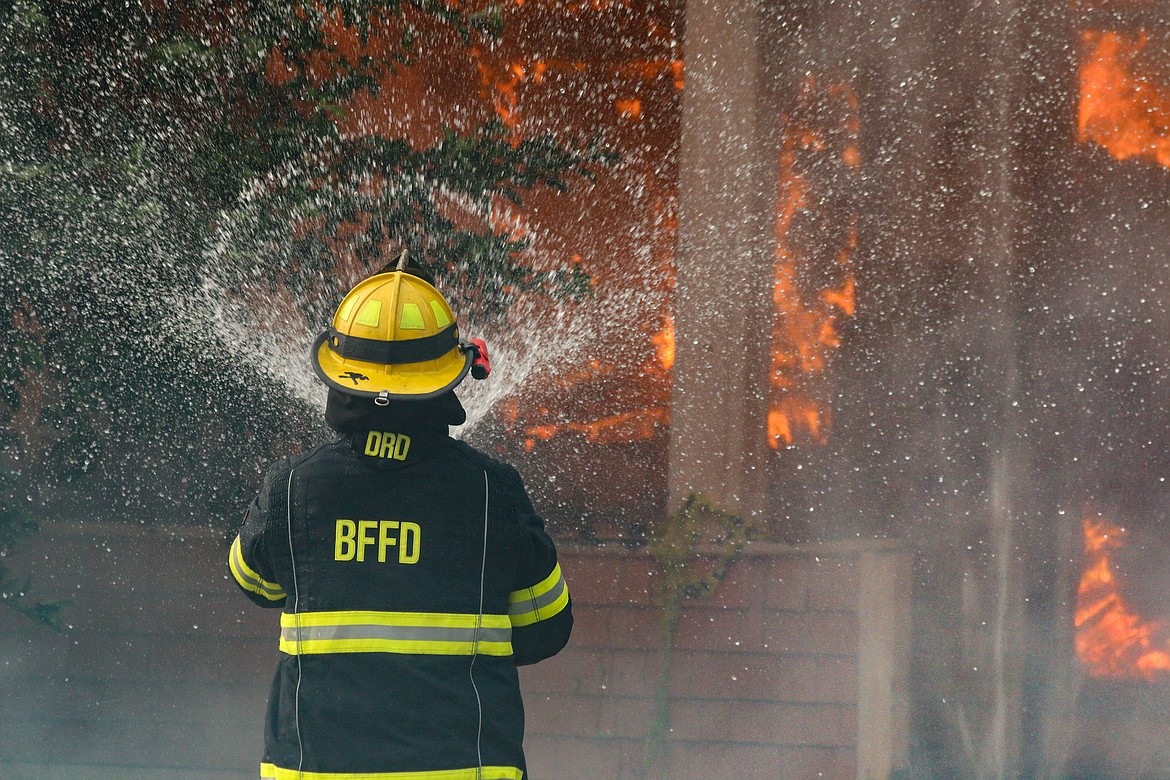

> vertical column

[
  {"left": 668, "top": 0, "right": 773, "bottom": 518},
  {"left": 1014, "top": 5, "right": 1079, "bottom": 777},
  {"left": 858, "top": 546, "right": 913, "bottom": 780}
]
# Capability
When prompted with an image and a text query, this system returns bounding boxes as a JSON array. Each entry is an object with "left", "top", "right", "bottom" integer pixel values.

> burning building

[{"left": 475, "top": 0, "right": 1170, "bottom": 776}]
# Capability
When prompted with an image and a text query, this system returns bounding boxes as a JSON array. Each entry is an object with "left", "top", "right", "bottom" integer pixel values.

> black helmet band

[{"left": 327, "top": 323, "right": 460, "bottom": 365}]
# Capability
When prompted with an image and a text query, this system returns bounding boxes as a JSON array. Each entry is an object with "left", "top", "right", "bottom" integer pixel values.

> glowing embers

[
  {"left": 523, "top": 407, "right": 671, "bottom": 450},
  {"left": 474, "top": 55, "right": 682, "bottom": 139},
  {"left": 768, "top": 77, "right": 860, "bottom": 449},
  {"left": 1079, "top": 29, "right": 1170, "bottom": 167},
  {"left": 1075, "top": 517, "right": 1170, "bottom": 681},
  {"left": 475, "top": 58, "right": 548, "bottom": 135},
  {"left": 652, "top": 315, "right": 674, "bottom": 371},
  {"left": 507, "top": 315, "right": 675, "bottom": 452}
]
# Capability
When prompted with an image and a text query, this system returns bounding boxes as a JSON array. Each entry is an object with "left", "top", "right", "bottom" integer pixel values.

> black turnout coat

[{"left": 229, "top": 413, "right": 572, "bottom": 780}]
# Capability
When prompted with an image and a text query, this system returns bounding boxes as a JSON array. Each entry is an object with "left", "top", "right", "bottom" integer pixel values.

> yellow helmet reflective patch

[
  {"left": 337, "top": 296, "right": 358, "bottom": 323},
  {"left": 400, "top": 302, "right": 425, "bottom": 330},
  {"left": 430, "top": 300, "right": 452, "bottom": 328},
  {"left": 355, "top": 300, "right": 382, "bottom": 328}
]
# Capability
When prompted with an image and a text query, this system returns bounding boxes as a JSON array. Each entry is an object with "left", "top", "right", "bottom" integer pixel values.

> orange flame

[
  {"left": 517, "top": 318, "right": 673, "bottom": 451},
  {"left": 615, "top": 98, "right": 642, "bottom": 118},
  {"left": 468, "top": 7, "right": 679, "bottom": 453},
  {"left": 478, "top": 59, "right": 549, "bottom": 137},
  {"left": 1075, "top": 517, "right": 1170, "bottom": 680},
  {"left": 522, "top": 407, "right": 670, "bottom": 451},
  {"left": 1079, "top": 29, "right": 1170, "bottom": 168},
  {"left": 475, "top": 51, "right": 681, "bottom": 141},
  {"left": 768, "top": 77, "right": 859, "bottom": 450},
  {"left": 652, "top": 317, "right": 674, "bottom": 371}
]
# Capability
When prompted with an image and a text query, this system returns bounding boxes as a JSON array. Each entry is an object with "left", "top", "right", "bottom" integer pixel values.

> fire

[
  {"left": 652, "top": 317, "right": 674, "bottom": 371},
  {"left": 522, "top": 408, "right": 670, "bottom": 452},
  {"left": 474, "top": 11, "right": 679, "bottom": 453},
  {"left": 517, "top": 320, "right": 674, "bottom": 451},
  {"left": 767, "top": 400, "right": 826, "bottom": 449},
  {"left": 476, "top": 58, "right": 549, "bottom": 136},
  {"left": 1079, "top": 29, "right": 1170, "bottom": 167},
  {"left": 615, "top": 98, "right": 642, "bottom": 118},
  {"left": 476, "top": 54, "right": 680, "bottom": 138},
  {"left": 1075, "top": 517, "right": 1170, "bottom": 680},
  {"left": 767, "top": 77, "right": 860, "bottom": 450}
]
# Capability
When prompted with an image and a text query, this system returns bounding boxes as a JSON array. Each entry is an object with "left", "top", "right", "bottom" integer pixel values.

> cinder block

[
  {"left": 609, "top": 556, "right": 663, "bottom": 606},
  {"left": 607, "top": 605, "right": 664, "bottom": 650},
  {"left": 760, "top": 557, "right": 812, "bottom": 612},
  {"left": 670, "top": 651, "right": 857, "bottom": 704},
  {"left": 806, "top": 557, "right": 861, "bottom": 612},
  {"left": 759, "top": 610, "right": 859, "bottom": 656},
  {"left": 566, "top": 604, "right": 610, "bottom": 649},
  {"left": 525, "top": 734, "right": 633, "bottom": 780},
  {"left": 663, "top": 741, "right": 791, "bottom": 780},
  {"left": 523, "top": 691, "right": 603, "bottom": 737},
  {"left": 519, "top": 646, "right": 607, "bottom": 695},
  {"left": 561, "top": 552, "right": 660, "bottom": 607},
  {"left": 668, "top": 699, "right": 854, "bottom": 747},
  {"left": 781, "top": 745, "right": 858, "bottom": 780},
  {"left": 604, "top": 649, "right": 667, "bottom": 699},
  {"left": 597, "top": 694, "right": 657, "bottom": 739},
  {"left": 660, "top": 743, "right": 856, "bottom": 780},
  {"left": 672, "top": 605, "right": 761, "bottom": 651},
  {"left": 708, "top": 557, "right": 776, "bottom": 609},
  {"left": 4, "top": 531, "right": 908, "bottom": 780}
]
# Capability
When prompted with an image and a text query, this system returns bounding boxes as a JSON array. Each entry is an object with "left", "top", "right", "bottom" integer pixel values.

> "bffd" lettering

[{"left": 334, "top": 519, "right": 421, "bottom": 564}]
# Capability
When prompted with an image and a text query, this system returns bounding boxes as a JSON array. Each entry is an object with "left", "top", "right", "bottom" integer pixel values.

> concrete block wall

[
  {"left": 0, "top": 526, "right": 270, "bottom": 780},
  {"left": 0, "top": 524, "right": 910, "bottom": 779},
  {"left": 523, "top": 544, "right": 910, "bottom": 780}
]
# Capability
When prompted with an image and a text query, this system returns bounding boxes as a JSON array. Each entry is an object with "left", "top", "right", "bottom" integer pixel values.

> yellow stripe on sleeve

[
  {"left": 507, "top": 563, "right": 569, "bottom": 627},
  {"left": 229, "top": 535, "right": 286, "bottom": 601}
]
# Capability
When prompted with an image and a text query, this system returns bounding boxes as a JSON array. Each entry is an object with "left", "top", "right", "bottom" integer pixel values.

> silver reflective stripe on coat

[{"left": 278, "top": 610, "right": 514, "bottom": 656}]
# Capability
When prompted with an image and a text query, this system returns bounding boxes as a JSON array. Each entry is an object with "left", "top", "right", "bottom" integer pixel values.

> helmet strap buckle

[{"left": 374, "top": 390, "right": 391, "bottom": 407}]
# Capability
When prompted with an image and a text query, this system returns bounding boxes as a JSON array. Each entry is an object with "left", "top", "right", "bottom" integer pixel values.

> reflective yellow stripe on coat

[
  {"left": 260, "top": 763, "right": 523, "bottom": 780},
  {"left": 229, "top": 535, "right": 287, "bottom": 601},
  {"left": 279, "top": 610, "right": 513, "bottom": 656},
  {"left": 507, "top": 563, "right": 569, "bottom": 627}
]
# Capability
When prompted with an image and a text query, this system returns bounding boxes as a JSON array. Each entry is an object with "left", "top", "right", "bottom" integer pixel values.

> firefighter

[{"left": 228, "top": 258, "right": 572, "bottom": 780}]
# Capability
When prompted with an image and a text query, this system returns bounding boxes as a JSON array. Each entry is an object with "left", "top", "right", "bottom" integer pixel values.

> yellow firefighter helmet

[{"left": 310, "top": 269, "right": 473, "bottom": 403}]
